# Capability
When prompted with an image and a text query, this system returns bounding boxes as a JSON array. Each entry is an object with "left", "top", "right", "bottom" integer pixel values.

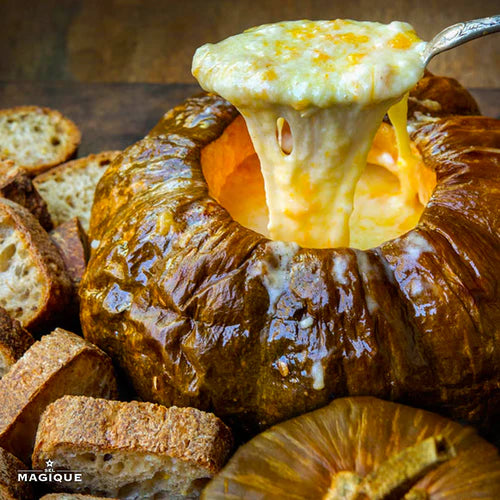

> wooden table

[{"left": 0, "top": 82, "right": 498, "bottom": 157}]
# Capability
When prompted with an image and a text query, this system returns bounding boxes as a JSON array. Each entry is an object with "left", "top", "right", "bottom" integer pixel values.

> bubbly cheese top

[{"left": 193, "top": 19, "right": 427, "bottom": 108}]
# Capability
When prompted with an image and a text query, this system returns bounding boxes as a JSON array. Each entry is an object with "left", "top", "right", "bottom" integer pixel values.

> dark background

[
  {"left": 0, "top": 0, "right": 498, "bottom": 87},
  {"left": 0, "top": 0, "right": 498, "bottom": 155}
]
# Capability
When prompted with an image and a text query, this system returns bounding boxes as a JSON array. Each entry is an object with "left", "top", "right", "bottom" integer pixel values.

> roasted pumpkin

[
  {"left": 80, "top": 72, "right": 500, "bottom": 436},
  {"left": 203, "top": 397, "right": 500, "bottom": 498}
]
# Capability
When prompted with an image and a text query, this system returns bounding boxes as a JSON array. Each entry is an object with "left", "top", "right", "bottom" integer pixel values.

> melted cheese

[
  {"left": 201, "top": 115, "right": 436, "bottom": 250},
  {"left": 194, "top": 20, "right": 428, "bottom": 248}
]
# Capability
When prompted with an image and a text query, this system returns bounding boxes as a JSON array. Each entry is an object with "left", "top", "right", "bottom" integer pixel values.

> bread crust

[
  {"left": 80, "top": 76, "right": 500, "bottom": 435},
  {"left": 0, "top": 106, "right": 81, "bottom": 176},
  {"left": 33, "top": 395, "right": 232, "bottom": 476},
  {"left": 50, "top": 217, "right": 89, "bottom": 290},
  {"left": 0, "top": 446, "right": 34, "bottom": 500},
  {"left": 204, "top": 397, "right": 500, "bottom": 499},
  {"left": 0, "top": 198, "right": 73, "bottom": 331},
  {"left": 34, "top": 151, "right": 120, "bottom": 185},
  {"left": 0, "top": 167, "right": 53, "bottom": 230},
  {"left": 0, "top": 307, "right": 34, "bottom": 375},
  {"left": 0, "top": 329, "right": 118, "bottom": 463},
  {"left": 34, "top": 151, "right": 121, "bottom": 231},
  {"left": 40, "top": 495, "right": 117, "bottom": 500}
]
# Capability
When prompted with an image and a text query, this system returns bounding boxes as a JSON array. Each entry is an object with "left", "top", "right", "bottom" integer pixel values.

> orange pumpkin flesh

[
  {"left": 203, "top": 397, "right": 500, "bottom": 499},
  {"left": 201, "top": 116, "right": 437, "bottom": 250}
]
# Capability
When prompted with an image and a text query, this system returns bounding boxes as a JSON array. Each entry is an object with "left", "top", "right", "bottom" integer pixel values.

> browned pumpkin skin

[
  {"left": 203, "top": 397, "right": 500, "bottom": 499},
  {"left": 80, "top": 74, "right": 500, "bottom": 435}
]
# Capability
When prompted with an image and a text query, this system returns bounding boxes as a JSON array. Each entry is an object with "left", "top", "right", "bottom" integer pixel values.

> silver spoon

[{"left": 422, "top": 15, "right": 500, "bottom": 65}]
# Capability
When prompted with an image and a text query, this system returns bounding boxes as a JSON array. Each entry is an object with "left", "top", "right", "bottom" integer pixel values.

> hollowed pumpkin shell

[{"left": 80, "top": 73, "right": 500, "bottom": 436}]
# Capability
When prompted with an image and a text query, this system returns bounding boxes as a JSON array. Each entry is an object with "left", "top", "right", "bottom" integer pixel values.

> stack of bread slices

[{"left": 0, "top": 106, "right": 232, "bottom": 500}]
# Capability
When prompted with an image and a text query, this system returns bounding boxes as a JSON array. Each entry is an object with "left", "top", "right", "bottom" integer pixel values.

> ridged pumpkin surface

[{"left": 80, "top": 73, "right": 499, "bottom": 435}]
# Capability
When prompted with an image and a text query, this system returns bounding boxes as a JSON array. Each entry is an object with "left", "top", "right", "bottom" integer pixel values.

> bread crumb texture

[
  {"left": 0, "top": 106, "right": 81, "bottom": 175},
  {"left": 0, "top": 307, "right": 34, "bottom": 378},
  {"left": 34, "top": 151, "right": 120, "bottom": 231},
  {"left": 33, "top": 396, "right": 233, "bottom": 499},
  {"left": 0, "top": 205, "right": 45, "bottom": 323}
]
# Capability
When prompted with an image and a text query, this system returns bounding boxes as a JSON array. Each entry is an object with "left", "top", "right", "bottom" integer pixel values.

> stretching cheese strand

[{"left": 193, "top": 20, "right": 427, "bottom": 248}]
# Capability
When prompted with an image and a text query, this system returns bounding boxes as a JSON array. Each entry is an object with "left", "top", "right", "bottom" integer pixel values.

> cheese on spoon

[{"left": 193, "top": 20, "right": 427, "bottom": 248}]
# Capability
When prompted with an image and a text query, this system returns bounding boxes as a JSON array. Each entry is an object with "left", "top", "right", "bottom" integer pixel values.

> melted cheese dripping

[
  {"left": 239, "top": 103, "right": 388, "bottom": 247},
  {"left": 388, "top": 93, "right": 420, "bottom": 202},
  {"left": 194, "top": 20, "right": 428, "bottom": 248}
]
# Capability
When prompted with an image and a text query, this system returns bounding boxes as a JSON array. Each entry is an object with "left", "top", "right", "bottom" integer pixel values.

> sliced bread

[
  {"left": 0, "top": 446, "right": 34, "bottom": 500},
  {"left": 0, "top": 197, "right": 73, "bottom": 331},
  {"left": 0, "top": 329, "right": 118, "bottom": 464},
  {"left": 34, "top": 151, "right": 120, "bottom": 231},
  {"left": 0, "top": 106, "right": 81, "bottom": 176},
  {"left": 50, "top": 217, "right": 89, "bottom": 291},
  {"left": 0, "top": 307, "right": 34, "bottom": 378},
  {"left": 0, "top": 167, "right": 53, "bottom": 231},
  {"left": 33, "top": 396, "right": 233, "bottom": 499}
]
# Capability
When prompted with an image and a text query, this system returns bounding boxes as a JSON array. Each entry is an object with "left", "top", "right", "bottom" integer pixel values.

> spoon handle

[{"left": 423, "top": 15, "right": 500, "bottom": 65}]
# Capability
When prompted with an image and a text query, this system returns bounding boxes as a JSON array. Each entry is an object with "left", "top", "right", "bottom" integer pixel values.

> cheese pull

[
  {"left": 240, "top": 103, "right": 388, "bottom": 247},
  {"left": 193, "top": 19, "right": 428, "bottom": 248}
]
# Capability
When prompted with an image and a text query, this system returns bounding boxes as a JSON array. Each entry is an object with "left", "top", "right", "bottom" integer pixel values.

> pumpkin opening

[
  {"left": 201, "top": 113, "right": 436, "bottom": 250},
  {"left": 194, "top": 20, "right": 434, "bottom": 250}
]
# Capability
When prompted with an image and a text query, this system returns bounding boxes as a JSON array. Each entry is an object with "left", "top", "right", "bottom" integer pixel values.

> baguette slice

[
  {"left": 0, "top": 446, "right": 34, "bottom": 500},
  {"left": 50, "top": 217, "right": 89, "bottom": 291},
  {"left": 0, "top": 329, "right": 118, "bottom": 464},
  {"left": 0, "top": 198, "right": 73, "bottom": 331},
  {"left": 0, "top": 167, "right": 53, "bottom": 230},
  {"left": 34, "top": 151, "right": 120, "bottom": 231},
  {"left": 33, "top": 396, "right": 233, "bottom": 499},
  {"left": 0, "top": 307, "right": 34, "bottom": 378},
  {"left": 40, "top": 495, "right": 117, "bottom": 500},
  {"left": 0, "top": 106, "right": 81, "bottom": 175}
]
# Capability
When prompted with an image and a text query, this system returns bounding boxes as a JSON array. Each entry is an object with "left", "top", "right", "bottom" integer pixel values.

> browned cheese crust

[
  {"left": 33, "top": 395, "right": 233, "bottom": 475},
  {"left": 0, "top": 198, "right": 73, "bottom": 331},
  {"left": 0, "top": 307, "right": 34, "bottom": 372},
  {"left": 0, "top": 328, "right": 118, "bottom": 463},
  {"left": 0, "top": 167, "right": 53, "bottom": 230},
  {"left": 80, "top": 73, "right": 500, "bottom": 435}
]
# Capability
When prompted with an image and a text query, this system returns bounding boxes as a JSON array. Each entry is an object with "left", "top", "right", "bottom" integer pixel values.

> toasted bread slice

[
  {"left": 50, "top": 217, "right": 89, "bottom": 291},
  {"left": 34, "top": 151, "right": 120, "bottom": 231},
  {"left": 0, "top": 329, "right": 118, "bottom": 464},
  {"left": 0, "top": 106, "right": 80, "bottom": 176},
  {"left": 0, "top": 198, "right": 73, "bottom": 331},
  {"left": 0, "top": 307, "right": 34, "bottom": 378},
  {"left": 33, "top": 396, "right": 233, "bottom": 499},
  {"left": 0, "top": 167, "right": 53, "bottom": 230},
  {"left": 0, "top": 446, "right": 34, "bottom": 500}
]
